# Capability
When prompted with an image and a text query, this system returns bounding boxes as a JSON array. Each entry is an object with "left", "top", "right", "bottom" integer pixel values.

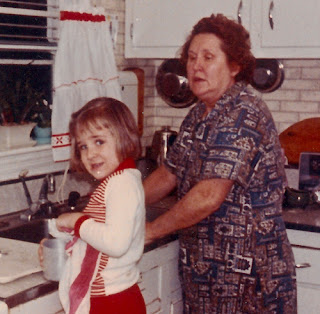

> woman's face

[
  {"left": 187, "top": 33, "right": 240, "bottom": 111},
  {"left": 76, "top": 125, "right": 120, "bottom": 180}
]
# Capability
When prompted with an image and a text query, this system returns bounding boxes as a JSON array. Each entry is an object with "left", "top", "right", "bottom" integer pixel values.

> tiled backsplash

[{"left": 0, "top": 173, "right": 95, "bottom": 215}]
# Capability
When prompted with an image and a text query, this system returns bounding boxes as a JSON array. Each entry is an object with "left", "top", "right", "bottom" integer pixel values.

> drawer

[
  {"left": 292, "top": 246, "right": 320, "bottom": 286},
  {"left": 287, "top": 229, "right": 320, "bottom": 249}
]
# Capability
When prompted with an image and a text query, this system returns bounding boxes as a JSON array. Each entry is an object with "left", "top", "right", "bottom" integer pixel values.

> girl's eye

[
  {"left": 204, "top": 54, "right": 213, "bottom": 60},
  {"left": 78, "top": 144, "right": 87, "bottom": 151},
  {"left": 95, "top": 139, "right": 104, "bottom": 146}
]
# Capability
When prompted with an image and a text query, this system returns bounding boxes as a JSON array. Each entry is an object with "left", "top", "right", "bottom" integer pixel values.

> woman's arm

[
  {"left": 143, "top": 164, "right": 177, "bottom": 205},
  {"left": 145, "top": 178, "right": 234, "bottom": 244}
]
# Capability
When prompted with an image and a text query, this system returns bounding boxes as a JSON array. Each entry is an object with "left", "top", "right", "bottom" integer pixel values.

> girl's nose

[{"left": 86, "top": 146, "right": 97, "bottom": 159}]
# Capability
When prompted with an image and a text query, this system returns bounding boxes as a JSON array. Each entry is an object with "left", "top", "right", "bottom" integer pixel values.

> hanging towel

[
  {"left": 52, "top": 0, "right": 121, "bottom": 162},
  {"left": 49, "top": 218, "right": 101, "bottom": 314}
]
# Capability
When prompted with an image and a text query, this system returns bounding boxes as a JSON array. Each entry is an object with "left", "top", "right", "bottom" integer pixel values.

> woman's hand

[
  {"left": 144, "top": 222, "right": 154, "bottom": 245},
  {"left": 38, "top": 238, "right": 47, "bottom": 268},
  {"left": 55, "top": 212, "right": 85, "bottom": 231}
]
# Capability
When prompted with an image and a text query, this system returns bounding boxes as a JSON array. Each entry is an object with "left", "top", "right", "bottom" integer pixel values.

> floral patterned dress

[{"left": 165, "top": 82, "right": 297, "bottom": 313}]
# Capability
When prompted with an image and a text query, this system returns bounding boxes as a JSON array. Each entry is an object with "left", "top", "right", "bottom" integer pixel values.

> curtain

[{"left": 51, "top": 0, "right": 121, "bottom": 162}]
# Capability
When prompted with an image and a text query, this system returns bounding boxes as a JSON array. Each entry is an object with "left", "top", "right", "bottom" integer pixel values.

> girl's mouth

[{"left": 91, "top": 162, "right": 103, "bottom": 171}]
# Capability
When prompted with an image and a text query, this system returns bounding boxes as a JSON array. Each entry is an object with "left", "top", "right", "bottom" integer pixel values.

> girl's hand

[
  {"left": 38, "top": 238, "right": 47, "bottom": 268},
  {"left": 55, "top": 212, "right": 85, "bottom": 231}
]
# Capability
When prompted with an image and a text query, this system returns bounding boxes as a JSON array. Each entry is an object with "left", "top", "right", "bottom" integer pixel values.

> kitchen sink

[
  {"left": 0, "top": 218, "right": 51, "bottom": 244},
  {"left": 0, "top": 196, "right": 89, "bottom": 244}
]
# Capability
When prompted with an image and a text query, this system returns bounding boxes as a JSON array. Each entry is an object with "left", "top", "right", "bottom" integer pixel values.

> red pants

[{"left": 90, "top": 284, "right": 146, "bottom": 314}]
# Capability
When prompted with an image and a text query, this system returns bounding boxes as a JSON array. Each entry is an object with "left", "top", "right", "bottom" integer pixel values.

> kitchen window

[{"left": 0, "top": 0, "right": 66, "bottom": 182}]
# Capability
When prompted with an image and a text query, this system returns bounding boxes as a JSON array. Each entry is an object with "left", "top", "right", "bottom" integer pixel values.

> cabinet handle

[
  {"left": 295, "top": 263, "right": 311, "bottom": 269},
  {"left": 268, "top": 1, "right": 274, "bottom": 30},
  {"left": 237, "top": 0, "right": 243, "bottom": 24},
  {"left": 130, "top": 23, "right": 134, "bottom": 40}
]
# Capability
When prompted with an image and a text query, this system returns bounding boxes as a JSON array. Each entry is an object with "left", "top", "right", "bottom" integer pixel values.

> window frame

[{"left": 0, "top": 0, "right": 61, "bottom": 183}]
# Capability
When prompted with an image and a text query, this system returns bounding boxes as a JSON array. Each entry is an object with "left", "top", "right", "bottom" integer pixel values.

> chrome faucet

[
  {"left": 19, "top": 172, "right": 56, "bottom": 221},
  {"left": 38, "top": 174, "right": 55, "bottom": 205}
]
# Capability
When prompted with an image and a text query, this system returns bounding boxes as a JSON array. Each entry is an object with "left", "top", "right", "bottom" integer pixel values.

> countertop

[
  {"left": 282, "top": 203, "right": 320, "bottom": 233},
  {"left": 0, "top": 196, "right": 178, "bottom": 309},
  {"left": 1, "top": 195, "right": 320, "bottom": 309}
]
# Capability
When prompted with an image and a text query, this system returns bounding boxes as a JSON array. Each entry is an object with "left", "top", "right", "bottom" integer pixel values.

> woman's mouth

[{"left": 192, "top": 76, "right": 205, "bottom": 83}]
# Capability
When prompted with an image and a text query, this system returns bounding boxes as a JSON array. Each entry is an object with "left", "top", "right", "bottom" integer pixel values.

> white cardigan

[{"left": 50, "top": 169, "right": 145, "bottom": 314}]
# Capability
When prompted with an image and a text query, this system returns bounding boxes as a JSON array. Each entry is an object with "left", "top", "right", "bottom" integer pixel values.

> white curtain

[{"left": 51, "top": 0, "right": 121, "bottom": 162}]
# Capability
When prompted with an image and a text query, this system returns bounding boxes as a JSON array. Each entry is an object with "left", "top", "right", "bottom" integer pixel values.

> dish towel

[
  {"left": 49, "top": 219, "right": 101, "bottom": 314},
  {"left": 51, "top": 0, "right": 121, "bottom": 162}
]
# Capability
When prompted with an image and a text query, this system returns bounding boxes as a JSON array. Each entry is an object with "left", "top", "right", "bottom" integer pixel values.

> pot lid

[
  {"left": 251, "top": 59, "right": 285, "bottom": 93},
  {"left": 156, "top": 59, "right": 197, "bottom": 108}
]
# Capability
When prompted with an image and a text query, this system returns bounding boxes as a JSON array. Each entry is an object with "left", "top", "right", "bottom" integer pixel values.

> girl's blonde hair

[{"left": 69, "top": 97, "right": 141, "bottom": 173}]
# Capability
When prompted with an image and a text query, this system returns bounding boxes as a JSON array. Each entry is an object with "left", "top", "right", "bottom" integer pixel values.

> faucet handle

[
  {"left": 47, "top": 174, "right": 55, "bottom": 194},
  {"left": 68, "top": 191, "right": 80, "bottom": 210}
]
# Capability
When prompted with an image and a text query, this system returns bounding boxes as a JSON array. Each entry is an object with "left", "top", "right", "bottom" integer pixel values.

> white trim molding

[{"left": 0, "top": 145, "right": 68, "bottom": 182}]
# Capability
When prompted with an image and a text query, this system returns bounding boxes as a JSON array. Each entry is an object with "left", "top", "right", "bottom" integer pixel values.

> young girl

[{"left": 45, "top": 97, "right": 146, "bottom": 314}]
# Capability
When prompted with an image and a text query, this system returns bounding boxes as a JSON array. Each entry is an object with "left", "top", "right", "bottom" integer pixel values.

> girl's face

[
  {"left": 187, "top": 33, "right": 240, "bottom": 111},
  {"left": 76, "top": 125, "right": 120, "bottom": 180}
]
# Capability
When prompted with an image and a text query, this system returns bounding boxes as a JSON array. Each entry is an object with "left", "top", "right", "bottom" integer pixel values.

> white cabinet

[
  {"left": 287, "top": 229, "right": 320, "bottom": 314},
  {"left": 138, "top": 240, "right": 182, "bottom": 313},
  {"left": 250, "top": 0, "right": 320, "bottom": 58},
  {"left": 6, "top": 240, "right": 182, "bottom": 314},
  {"left": 125, "top": 0, "right": 250, "bottom": 58},
  {"left": 10, "top": 291, "right": 63, "bottom": 314},
  {"left": 125, "top": 0, "right": 320, "bottom": 59}
]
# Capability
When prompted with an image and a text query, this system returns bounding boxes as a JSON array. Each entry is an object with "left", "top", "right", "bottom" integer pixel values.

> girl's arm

[
  {"left": 55, "top": 212, "right": 85, "bottom": 231},
  {"left": 75, "top": 173, "right": 144, "bottom": 257}
]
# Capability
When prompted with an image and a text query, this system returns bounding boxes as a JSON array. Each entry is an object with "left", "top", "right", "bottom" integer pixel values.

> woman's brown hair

[
  {"left": 180, "top": 13, "right": 256, "bottom": 84},
  {"left": 69, "top": 97, "right": 141, "bottom": 173}
]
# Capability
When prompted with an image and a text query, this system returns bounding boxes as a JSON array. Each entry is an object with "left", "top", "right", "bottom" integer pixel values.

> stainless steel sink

[
  {"left": 0, "top": 196, "right": 89, "bottom": 244},
  {"left": 0, "top": 218, "right": 50, "bottom": 243}
]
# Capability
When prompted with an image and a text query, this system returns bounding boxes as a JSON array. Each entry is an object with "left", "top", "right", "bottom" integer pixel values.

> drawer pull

[{"left": 295, "top": 263, "right": 311, "bottom": 269}]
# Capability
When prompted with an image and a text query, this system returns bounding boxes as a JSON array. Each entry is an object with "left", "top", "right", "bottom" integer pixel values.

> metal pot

[
  {"left": 283, "top": 187, "right": 317, "bottom": 209},
  {"left": 251, "top": 59, "right": 285, "bottom": 93},
  {"left": 156, "top": 59, "right": 197, "bottom": 108},
  {"left": 150, "top": 126, "right": 177, "bottom": 165}
]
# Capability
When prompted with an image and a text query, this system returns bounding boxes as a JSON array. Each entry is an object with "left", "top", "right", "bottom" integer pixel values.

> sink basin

[{"left": 0, "top": 219, "right": 50, "bottom": 244}]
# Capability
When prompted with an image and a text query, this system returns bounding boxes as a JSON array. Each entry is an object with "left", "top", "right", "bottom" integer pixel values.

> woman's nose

[{"left": 192, "top": 57, "right": 202, "bottom": 70}]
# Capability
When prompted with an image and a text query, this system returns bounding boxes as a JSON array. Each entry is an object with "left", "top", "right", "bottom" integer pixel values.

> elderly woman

[{"left": 144, "top": 14, "right": 297, "bottom": 313}]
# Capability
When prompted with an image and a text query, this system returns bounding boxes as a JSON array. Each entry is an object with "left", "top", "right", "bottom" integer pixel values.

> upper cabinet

[
  {"left": 250, "top": 0, "right": 320, "bottom": 58},
  {"left": 125, "top": 0, "right": 251, "bottom": 59},
  {"left": 125, "top": 0, "right": 320, "bottom": 59}
]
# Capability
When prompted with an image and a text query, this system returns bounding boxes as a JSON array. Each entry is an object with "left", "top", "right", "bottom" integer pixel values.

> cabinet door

[
  {"left": 251, "top": 0, "right": 320, "bottom": 58},
  {"left": 125, "top": 0, "right": 250, "bottom": 58},
  {"left": 296, "top": 283, "right": 320, "bottom": 314},
  {"left": 291, "top": 246, "right": 320, "bottom": 313}
]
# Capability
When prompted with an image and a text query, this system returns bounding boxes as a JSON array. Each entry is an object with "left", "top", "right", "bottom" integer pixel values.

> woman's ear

[{"left": 230, "top": 62, "right": 241, "bottom": 78}]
